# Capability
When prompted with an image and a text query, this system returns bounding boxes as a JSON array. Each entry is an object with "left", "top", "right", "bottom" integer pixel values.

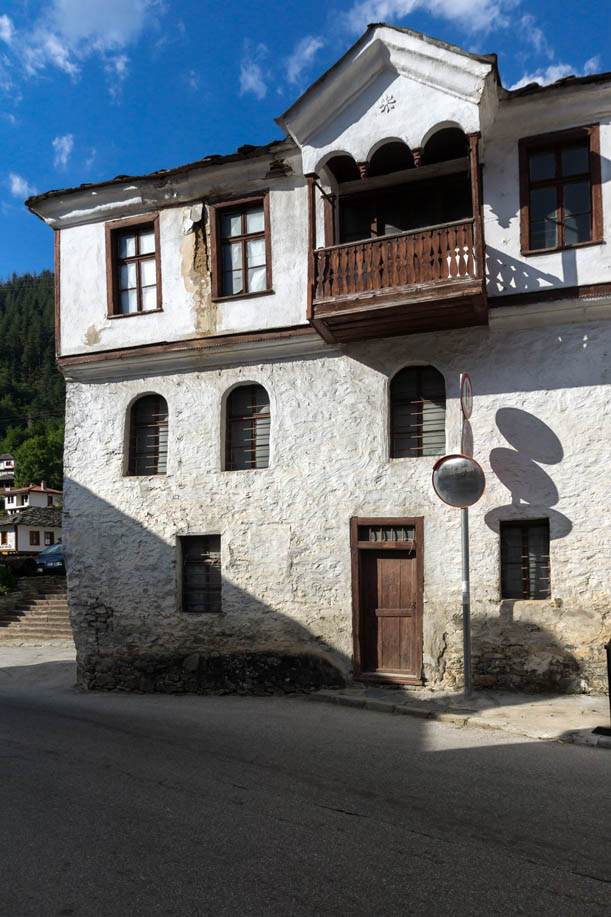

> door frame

[{"left": 350, "top": 516, "right": 424, "bottom": 685}]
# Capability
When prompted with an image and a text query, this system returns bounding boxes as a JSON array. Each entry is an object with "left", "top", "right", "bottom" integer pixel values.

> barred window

[
  {"left": 390, "top": 366, "right": 446, "bottom": 458},
  {"left": 500, "top": 520, "right": 551, "bottom": 599},
  {"left": 225, "top": 384, "right": 270, "bottom": 470},
  {"left": 180, "top": 535, "right": 221, "bottom": 614},
  {"left": 128, "top": 394, "right": 168, "bottom": 476}
]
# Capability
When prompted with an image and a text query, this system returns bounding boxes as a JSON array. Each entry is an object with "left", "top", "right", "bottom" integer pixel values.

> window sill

[
  {"left": 212, "top": 289, "right": 274, "bottom": 303},
  {"left": 521, "top": 239, "right": 604, "bottom": 257},
  {"left": 107, "top": 308, "right": 163, "bottom": 320}
]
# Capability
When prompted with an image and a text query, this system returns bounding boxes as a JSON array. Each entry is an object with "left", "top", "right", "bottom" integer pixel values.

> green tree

[{"left": 14, "top": 427, "right": 64, "bottom": 491}]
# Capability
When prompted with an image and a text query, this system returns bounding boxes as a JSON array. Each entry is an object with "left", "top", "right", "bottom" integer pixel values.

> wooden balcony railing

[{"left": 312, "top": 218, "right": 478, "bottom": 303}]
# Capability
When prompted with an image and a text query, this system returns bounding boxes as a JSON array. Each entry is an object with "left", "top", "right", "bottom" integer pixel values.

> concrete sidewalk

[{"left": 308, "top": 683, "right": 611, "bottom": 749}]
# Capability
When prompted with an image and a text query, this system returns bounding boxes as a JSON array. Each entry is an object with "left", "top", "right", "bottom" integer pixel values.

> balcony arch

[
  {"left": 421, "top": 125, "right": 469, "bottom": 166},
  {"left": 320, "top": 152, "right": 361, "bottom": 184},
  {"left": 367, "top": 140, "right": 414, "bottom": 177}
]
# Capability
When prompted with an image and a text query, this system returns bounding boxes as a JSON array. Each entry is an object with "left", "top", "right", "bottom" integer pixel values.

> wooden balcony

[{"left": 309, "top": 218, "right": 487, "bottom": 343}]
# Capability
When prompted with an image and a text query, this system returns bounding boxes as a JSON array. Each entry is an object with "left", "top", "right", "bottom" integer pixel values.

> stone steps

[{"left": 0, "top": 577, "right": 73, "bottom": 644}]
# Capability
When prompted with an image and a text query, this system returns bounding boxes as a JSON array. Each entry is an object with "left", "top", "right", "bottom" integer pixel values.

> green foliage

[
  {"left": 0, "top": 565, "right": 17, "bottom": 595},
  {"left": 0, "top": 272, "right": 64, "bottom": 490}
]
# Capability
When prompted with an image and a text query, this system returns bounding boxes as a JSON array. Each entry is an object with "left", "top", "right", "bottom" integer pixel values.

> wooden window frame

[
  {"left": 29, "top": 531, "right": 40, "bottom": 546},
  {"left": 519, "top": 124, "right": 602, "bottom": 255},
  {"left": 105, "top": 214, "right": 162, "bottom": 318},
  {"left": 500, "top": 519, "right": 551, "bottom": 600},
  {"left": 390, "top": 366, "right": 446, "bottom": 459},
  {"left": 127, "top": 394, "right": 169, "bottom": 477},
  {"left": 178, "top": 535, "right": 222, "bottom": 614},
  {"left": 209, "top": 193, "right": 272, "bottom": 300},
  {"left": 224, "top": 384, "right": 271, "bottom": 471},
  {"left": 44, "top": 532, "right": 55, "bottom": 546},
  {"left": 0, "top": 531, "right": 7, "bottom": 546}
]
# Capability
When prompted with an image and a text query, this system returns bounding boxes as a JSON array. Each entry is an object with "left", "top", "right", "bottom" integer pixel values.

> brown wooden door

[{"left": 353, "top": 519, "right": 422, "bottom": 682}]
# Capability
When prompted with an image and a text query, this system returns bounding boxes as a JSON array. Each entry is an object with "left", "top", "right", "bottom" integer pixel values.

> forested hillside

[{"left": 0, "top": 272, "right": 64, "bottom": 492}]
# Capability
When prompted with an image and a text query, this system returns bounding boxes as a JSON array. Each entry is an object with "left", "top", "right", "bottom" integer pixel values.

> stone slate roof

[
  {"left": 0, "top": 453, "right": 14, "bottom": 460},
  {"left": 0, "top": 507, "right": 62, "bottom": 529},
  {"left": 3, "top": 483, "right": 62, "bottom": 495}
]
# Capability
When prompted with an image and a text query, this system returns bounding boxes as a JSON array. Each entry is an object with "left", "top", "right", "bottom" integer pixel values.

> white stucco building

[
  {"left": 2, "top": 481, "right": 62, "bottom": 514},
  {"left": 27, "top": 25, "right": 611, "bottom": 694}
]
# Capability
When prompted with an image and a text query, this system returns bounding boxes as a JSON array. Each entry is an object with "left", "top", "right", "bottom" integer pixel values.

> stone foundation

[{"left": 77, "top": 649, "right": 346, "bottom": 695}]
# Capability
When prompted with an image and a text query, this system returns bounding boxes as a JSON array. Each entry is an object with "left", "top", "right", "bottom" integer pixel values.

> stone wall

[{"left": 63, "top": 318, "right": 611, "bottom": 695}]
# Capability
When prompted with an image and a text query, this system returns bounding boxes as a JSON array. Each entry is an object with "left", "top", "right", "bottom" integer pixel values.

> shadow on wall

[
  {"left": 486, "top": 245, "right": 578, "bottom": 296},
  {"left": 484, "top": 407, "right": 572, "bottom": 541},
  {"left": 63, "top": 478, "right": 349, "bottom": 694}
]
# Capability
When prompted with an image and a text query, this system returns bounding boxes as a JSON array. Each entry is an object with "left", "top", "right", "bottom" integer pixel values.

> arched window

[
  {"left": 390, "top": 367, "right": 445, "bottom": 458},
  {"left": 128, "top": 394, "right": 168, "bottom": 475},
  {"left": 225, "top": 384, "right": 270, "bottom": 470}
]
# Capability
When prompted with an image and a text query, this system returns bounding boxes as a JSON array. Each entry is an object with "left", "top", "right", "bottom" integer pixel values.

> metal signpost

[{"left": 431, "top": 374, "right": 485, "bottom": 697}]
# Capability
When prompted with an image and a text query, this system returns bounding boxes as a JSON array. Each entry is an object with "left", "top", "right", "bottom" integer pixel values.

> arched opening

[
  {"left": 421, "top": 127, "right": 469, "bottom": 166},
  {"left": 127, "top": 394, "right": 169, "bottom": 476},
  {"left": 390, "top": 367, "right": 446, "bottom": 458},
  {"left": 368, "top": 141, "right": 414, "bottom": 177},
  {"left": 225, "top": 384, "right": 271, "bottom": 471},
  {"left": 325, "top": 154, "right": 360, "bottom": 184}
]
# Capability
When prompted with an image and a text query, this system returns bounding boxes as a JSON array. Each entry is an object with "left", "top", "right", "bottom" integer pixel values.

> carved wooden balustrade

[{"left": 313, "top": 219, "right": 477, "bottom": 302}]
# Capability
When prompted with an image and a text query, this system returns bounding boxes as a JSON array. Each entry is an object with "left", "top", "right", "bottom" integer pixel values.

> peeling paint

[
  {"left": 181, "top": 214, "right": 213, "bottom": 336},
  {"left": 84, "top": 325, "right": 101, "bottom": 347}
]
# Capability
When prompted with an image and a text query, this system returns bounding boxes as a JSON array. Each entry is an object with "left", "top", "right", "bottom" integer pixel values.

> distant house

[
  {"left": 2, "top": 482, "right": 62, "bottom": 514},
  {"left": 0, "top": 454, "right": 15, "bottom": 490},
  {"left": 0, "top": 507, "right": 62, "bottom": 554}
]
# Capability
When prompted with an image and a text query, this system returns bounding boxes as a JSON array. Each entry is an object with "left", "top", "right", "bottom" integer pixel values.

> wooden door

[{"left": 352, "top": 518, "right": 423, "bottom": 684}]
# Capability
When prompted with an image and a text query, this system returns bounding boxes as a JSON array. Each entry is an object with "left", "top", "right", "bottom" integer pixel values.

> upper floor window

[
  {"left": 390, "top": 366, "right": 446, "bottom": 458},
  {"left": 106, "top": 215, "right": 161, "bottom": 316},
  {"left": 127, "top": 394, "right": 168, "bottom": 476},
  {"left": 210, "top": 194, "right": 271, "bottom": 299},
  {"left": 519, "top": 124, "right": 602, "bottom": 254},
  {"left": 225, "top": 384, "right": 270, "bottom": 470}
]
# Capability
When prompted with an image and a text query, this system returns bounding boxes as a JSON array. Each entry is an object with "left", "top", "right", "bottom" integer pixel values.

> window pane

[
  {"left": 222, "top": 242, "right": 242, "bottom": 270},
  {"left": 530, "top": 186, "right": 557, "bottom": 222},
  {"left": 565, "top": 213, "right": 591, "bottom": 246},
  {"left": 529, "top": 151, "right": 556, "bottom": 182},
  {"left": 246, "top": 208, "right": 264, "bottom": 234},
  {"left": 140, "top": 258, "right": 156, "bottom": 286},
  {"left": 119, "top": 234, "right": 136, "bottom": 258},
  {"left": 223, "top": 270, "right": 243, "bottom": 295},
  {"left": 221, "top": 213, "right": 241, "bottom": 238},
  {"left": 247, "top": 238, "right": 266, "bottom": 266},
  {"left": 120, "top": 289, "right": 138, "bottom": 313},
  {"left": 530, "top": 221, "right": 557, "bottom": 250},
  {"left": 141, "top": 285, "right": 157, "bottom": 310},
  {"left": 120, "top": 262, "right": 137, "bottom": 290},
  {"left": 139, "top": 230, "right": 155, "bottom": 254},
  {"left": 563, "top": 181, "right": 590, "bottom": 216},
  {"left": 248, "top": 266, "right": 267, "bottom": 292},
  {"left": 561, "top": 145, "right": 589, "bottom": 176}
]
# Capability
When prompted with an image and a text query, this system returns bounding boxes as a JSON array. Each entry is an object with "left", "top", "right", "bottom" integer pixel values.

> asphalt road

[{"left": 0, "top": 649, "right": 610, "bottom": 917}]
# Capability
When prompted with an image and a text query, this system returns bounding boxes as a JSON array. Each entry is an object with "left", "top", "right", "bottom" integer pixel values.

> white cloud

[
  {"left": 52, "top": 133, "right": 74, "bottom": 168},
  {"left": 286, "top": 36, "right": 324, "bottom": 85},
  {"left": 508, "top": 57, "right": 601, "bottom": 91},
  {"left": 239, "top": 43, "right": 269, "bottom": 100},
  {"left": 345, "top": 0, "right": 511, "bottom": 35},
  {"left": 0, "top": 14, "right": 15, "bottom": 45},
  {"left": 84, "top": 148, "right": 97, "bottom": 169},
  {"left": 185, "top": 69, "right": 200, "bottom": 90},
  {"left": 519, "top": 13, "right": 552, "bottom": 59},
  {"left": 8, "top": 173, "right": 37, "bottom": 198}
]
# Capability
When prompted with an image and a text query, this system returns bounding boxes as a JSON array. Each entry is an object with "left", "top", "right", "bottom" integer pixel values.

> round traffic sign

[
  {"left": 432, "top": 454, "right": 485, "bottom": 508},
  {"left": 460, "top": 373, "right": 473, "bottom": 419}
]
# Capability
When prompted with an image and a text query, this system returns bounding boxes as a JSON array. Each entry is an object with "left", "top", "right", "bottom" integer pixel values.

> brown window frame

[
  {"left": 29, "top": 531, "right": 40, "bottom": 546},
  {"left": 390, "top": 366, "right": 446, "bottom": 459},
  {"left": 127, "top": 394, "right": 169, "bottom": 477},
  {"left": 225, "top": 384, "right": 271, "bottom": 471},
  {"left": 105, "top": 214, "right": 162, "bottom": 318},
  {"left": 500, "top": 519, "right": 551, "bottom": 600},
  {"left": 44, "top": 532, "right": 55, "bottom": 546},
  {"left": 0, "top": 531, "right": 7, "bottom": 546},
  {"left": 209, "top": 193, "right": 272, "bottom": 300},
  {"left": 178, "top": 535, "right": 222, "bottom": 614},
  {"left": 519, "top": 124, "right": 602, "bottom": 255}
]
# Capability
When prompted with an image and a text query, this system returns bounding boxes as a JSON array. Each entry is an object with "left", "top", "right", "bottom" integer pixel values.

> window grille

[
  {"left": 225, "top": 384, "right": 270, "bottom": 470},
  {"left": 390, "top": 366, "right": 446, "bottom": 458},
  {"left": 128, "top": 394, "right": 169, "bottom": 476},
  {"left": 181, "top": 535, "right": 222, "bottom": 614},
  {"left": 500, "top": 520, "right": 551, "bottom": 599},
  {"left": 358, "top": 525, "right": 416, "bottom": 543}
]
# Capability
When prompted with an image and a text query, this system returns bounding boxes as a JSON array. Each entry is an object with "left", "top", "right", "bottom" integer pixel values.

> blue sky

[{"left": 1, "top": 0, "right": 609, "bottom": 278}]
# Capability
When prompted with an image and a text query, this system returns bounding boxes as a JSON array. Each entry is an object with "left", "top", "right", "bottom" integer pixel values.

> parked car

[{"left": 35, "top": 543, "right": 65, "bottom": 575}]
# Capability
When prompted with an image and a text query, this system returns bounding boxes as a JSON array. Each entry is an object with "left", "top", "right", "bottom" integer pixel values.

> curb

[{"left": 307, "top": 691, "right": 611, "bottom": 750}]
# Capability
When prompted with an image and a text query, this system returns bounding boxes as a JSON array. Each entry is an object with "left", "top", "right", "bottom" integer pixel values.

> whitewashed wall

[{"left": 63, "top": 316, "right": 611, "bottom": 691}]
